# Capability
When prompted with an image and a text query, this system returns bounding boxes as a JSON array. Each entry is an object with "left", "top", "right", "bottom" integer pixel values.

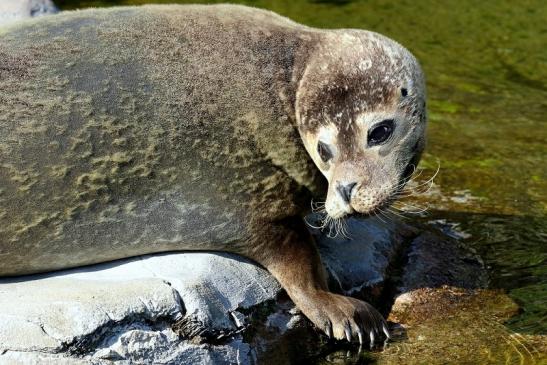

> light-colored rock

[
  {"left": 0, "top": 0, "right": 58, "bottom": 26},
  {"left": 0, "top": 217, "right": 405, "bottom": 364}
]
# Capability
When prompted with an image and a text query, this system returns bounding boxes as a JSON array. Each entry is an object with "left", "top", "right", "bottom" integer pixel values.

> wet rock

[
  {"left": 0, "top": 0, "right": 58, "bottom": 26},
  {"left": 382, "top": 287, "right": 546, "bottom": 364},
  {"left": 0, "top": 217, "right": 407, "bottom": 364},
  {"left": 312, "top": 215, "right": 416, "bottom": 298},
  {"left": 378, "top": 230, "right": 547, "bottom": 365},
  {"left": 397, "top": 229, "right": 488, "bottom": 292}
]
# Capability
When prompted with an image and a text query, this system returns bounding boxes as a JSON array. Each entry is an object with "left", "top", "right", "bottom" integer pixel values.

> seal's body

[{"left": 0, "top": 5, "right": 426, "bottom": 342}]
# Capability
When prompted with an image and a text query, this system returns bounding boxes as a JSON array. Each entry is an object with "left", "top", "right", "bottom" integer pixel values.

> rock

[
  {"left": 383, "top": 287, "right": 541, "bottom": 364},
  {"left": 0, "top": 216, "right": 409, "bottom": 364},
  {"left": 0, "top": 0, "right": 58, "bottom": 26},
  {"left": 312, "top": 215, "right": 415, "bottom": 298},
  {"left": 375, "top": 230, "right": 547, "bottom": 365},
  {"left": 396, "top": 229, "right": 488, "bottom": 292},
  {"left": 0, "top": 253, "right": 281, "bottom": 364}
]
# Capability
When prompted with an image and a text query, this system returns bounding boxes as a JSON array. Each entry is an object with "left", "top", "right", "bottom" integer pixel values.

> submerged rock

[{"left": 383, "top": 287, "right": 542, "bottom": 365}]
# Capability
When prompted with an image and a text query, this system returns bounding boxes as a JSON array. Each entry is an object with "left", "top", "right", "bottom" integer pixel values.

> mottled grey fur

[
  {"left": 0, "top": 4, "right": 323, "bottom": 273},
  {"left": 0, "top": 4, "right": 426, "bottom": 343}
]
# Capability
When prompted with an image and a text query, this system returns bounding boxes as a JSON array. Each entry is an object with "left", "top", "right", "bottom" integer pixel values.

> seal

[{"left": 0, "top": 4, "right": 426, "bottom": 343}]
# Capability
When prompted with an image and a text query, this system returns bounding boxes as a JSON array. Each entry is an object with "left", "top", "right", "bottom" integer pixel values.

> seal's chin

[
  {"left": 327, "top": 197, "right": 396, "bottom": 221},
  {"left": 326, "top": 205, "right": 353, "bottom": 220}
]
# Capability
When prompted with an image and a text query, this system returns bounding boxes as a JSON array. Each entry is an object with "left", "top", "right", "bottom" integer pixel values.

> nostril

[{"left": 337, "top": 182, "right": 357, "bottom": 204}]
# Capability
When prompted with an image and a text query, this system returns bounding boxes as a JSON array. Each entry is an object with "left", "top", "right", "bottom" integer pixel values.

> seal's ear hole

[{"left": 401, "top": 88, "right": 408, "bottom": 97}]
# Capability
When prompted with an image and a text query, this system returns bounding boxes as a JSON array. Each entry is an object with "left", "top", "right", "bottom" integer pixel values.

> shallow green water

[{"left": 58, "top": 0, "right": 547, "bottom": 360}]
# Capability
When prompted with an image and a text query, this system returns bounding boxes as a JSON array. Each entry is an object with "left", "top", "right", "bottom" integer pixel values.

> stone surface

[
  {"left": 382, "top": 287, "right": 544, "bottom": 365},
  {"left": 0, "top": 253, "right": 281, "bottom": 364},
  {"left": 0, "top": 216, "right": 407, "bottom": 364},
  {"left": 397, "top": 229, "right": 488, "bottom": 292}
]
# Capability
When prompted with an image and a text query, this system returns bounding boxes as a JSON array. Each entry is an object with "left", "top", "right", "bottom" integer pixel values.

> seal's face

[{"left": 296, "top": 31, "right": 427, "bottom": 219}]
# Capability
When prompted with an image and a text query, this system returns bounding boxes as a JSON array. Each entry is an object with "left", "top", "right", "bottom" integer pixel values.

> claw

[
  {"left": 369, "top": 330, "right": 375, "bottom": 347},
  {"left": 357, "top": 328, "right": 364, "bottom": 345},
  {"left": 345, "top": 326, "right": 351, "bottom": 342},
  {"left": 382, "top": 324, "right": 391, "bottom": 340},
  {"left": 326, "top": 321, "right": 333, "bottom": 339}
]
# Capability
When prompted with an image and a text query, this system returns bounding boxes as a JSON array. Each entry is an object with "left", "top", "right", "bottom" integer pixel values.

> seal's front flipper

[
  {"left": 300, "top": 290, "right": 389, "bottom": 346},
  {"left": 248, "top": 219, "right": 389, "bottom": 345}
]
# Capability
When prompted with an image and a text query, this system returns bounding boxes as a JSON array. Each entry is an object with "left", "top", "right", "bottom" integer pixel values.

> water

[{"left": 57, "top": 0, "right": 547, "bottom": 361}]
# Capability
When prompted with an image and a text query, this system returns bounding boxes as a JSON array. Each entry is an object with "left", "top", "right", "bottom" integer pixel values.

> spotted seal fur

[{"left": 0, "top": 4, "right": 426, "bottom": 343}]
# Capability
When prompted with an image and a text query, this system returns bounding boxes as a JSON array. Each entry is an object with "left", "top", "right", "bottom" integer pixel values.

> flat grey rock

[{"left": 0, "top": 217, "right": 405, "bottom": 364}]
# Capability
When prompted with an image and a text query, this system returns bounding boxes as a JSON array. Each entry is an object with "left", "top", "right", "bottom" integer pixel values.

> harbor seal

[{"left": 0, "top": 4, "right": 426, "bottom": 343}]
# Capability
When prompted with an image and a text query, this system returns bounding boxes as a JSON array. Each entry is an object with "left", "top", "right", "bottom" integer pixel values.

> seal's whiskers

[
  {"left": 306, "top": 207, "right": 350, "bottom": 239},
  {"left": 384, "top": 162, "right": 441, "bottom": 217}
]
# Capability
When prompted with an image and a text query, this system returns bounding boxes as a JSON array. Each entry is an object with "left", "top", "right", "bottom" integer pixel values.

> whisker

[
  {"left": 372, "top": 209, "right": 387, "bottom": 224},
  {"left": 387, "top": 161, "right": 441, "bottom": 208},
  {"left": 378, "top": 208, "right": 394, "bottom": 223},
  {"left": 310, "top": 198, "right": 326, "bottom": 213},
  {"left": 406, "top": 162, "right": 440, "bottom": 187},
  {"left": 386, "top": 207, "right": 409, "bottom": 220},
  {"left": 304, "top": 214, "right": 326, "bottom": 229},
  {"left": 337, "top": 217, "right": 350, "bottom": 239},
  {"left": 392, "top": 201, "right": 429, "bottom": 214}
]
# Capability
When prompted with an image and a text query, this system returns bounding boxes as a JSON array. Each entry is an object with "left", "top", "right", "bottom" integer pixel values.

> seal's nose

[{"left": 337, "top": 182, "right": 357, "bottom": 204}]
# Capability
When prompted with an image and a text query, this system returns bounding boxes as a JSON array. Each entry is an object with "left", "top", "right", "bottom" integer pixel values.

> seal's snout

[
  {"left": 337, "top": 182, "right": 357, "bottom": 204},
  {"left": 325, "top": 180, "right": 355, "bottom": 219}
]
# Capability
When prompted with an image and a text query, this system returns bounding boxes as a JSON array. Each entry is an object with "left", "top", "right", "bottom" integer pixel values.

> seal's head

[{"left": 296, "top": 30, "right": 427, "bottom": 219}]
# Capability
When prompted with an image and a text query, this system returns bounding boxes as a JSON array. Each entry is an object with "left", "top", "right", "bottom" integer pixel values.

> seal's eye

[
  {"left": 368, "top": 120, "right": 394, "bottom": 146},
  {"left": 317, "top": 141, "right": 333, "bottom": 163}
]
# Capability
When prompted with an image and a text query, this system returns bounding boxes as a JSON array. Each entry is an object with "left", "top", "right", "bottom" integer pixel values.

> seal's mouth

[{"left": 314, "top": 194, "right": 396, "bottom": 238}]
